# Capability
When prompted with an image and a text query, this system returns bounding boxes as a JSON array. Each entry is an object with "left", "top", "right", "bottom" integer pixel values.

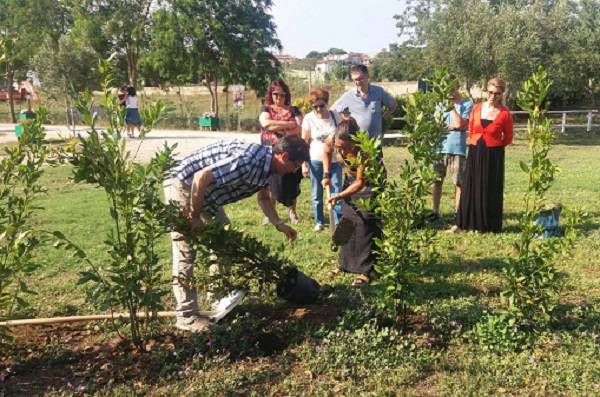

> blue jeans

[{"left": 309, "top": 160, "right": 342, "bottom": 226}]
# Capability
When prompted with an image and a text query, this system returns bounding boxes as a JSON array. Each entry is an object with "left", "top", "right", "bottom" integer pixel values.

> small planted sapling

[
  {"left": 472, "top": 68, "right": 582, "bottom": 352},
  {"left": 356, "top": 69, "right": 456, "bottom": 325},
  {"left": 503, "top": 67, "right": 582, "bottom": 330},
  {"left": 68, "top": 60, "right": 178, "bottom": 350},
  {"left": 0, "top": 110, "right": 51, "bottom": 338}
]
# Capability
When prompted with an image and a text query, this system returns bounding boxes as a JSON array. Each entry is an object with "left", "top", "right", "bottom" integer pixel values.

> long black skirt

[
  {"left": 456, "top": 139, "right": 505, "bottom": 233},
  {"left": 339, "top": 190, "right": 381, "bottom": 276}
]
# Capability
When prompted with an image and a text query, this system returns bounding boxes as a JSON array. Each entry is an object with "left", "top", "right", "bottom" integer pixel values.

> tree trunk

[
  {"left": 7, "top": 69, "right": 16, "bottom": 123},
  {"left": 64, "top": 96, "right": 70, "bottom": 129},
  {"left": 224, "top": 85, "right": 229, "bottom": 116},
  {"left": 204, "top": 74, "right": 218, "bottom": 117},
  {"left": 127, "top": 47, "right": 138, "bottom": 87},
  {"left": 465, "top": 78, "right": 474, "bottom": 100},
  {"left": 175, "top": 87, "right": 189, "bottom": 127},
  {"left": 588, "top": 78, "right": 596, "bottom": 109},
  {"left": 213, "top": 78, "right": 219, "bottom": 117}
]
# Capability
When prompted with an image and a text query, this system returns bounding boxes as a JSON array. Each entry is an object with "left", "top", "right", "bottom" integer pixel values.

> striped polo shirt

[{"left": 171, "top": 140, "right": 273, "bottom": 215}]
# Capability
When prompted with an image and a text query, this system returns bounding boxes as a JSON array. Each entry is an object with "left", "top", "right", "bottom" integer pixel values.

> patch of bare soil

[
  {"left": 1, "top": 323, "right": 191, "bottom": 395},
  {"left": 0, "top": 302, "right": 343, "bottom": 395}
]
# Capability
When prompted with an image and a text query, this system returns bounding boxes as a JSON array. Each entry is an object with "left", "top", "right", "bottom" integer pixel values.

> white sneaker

[
  {"left": 209, "top": 290, "right": 246, "bottom": 322},
  {"left": 175, "top": 315, "right": 211, "bottom": 333},
  {"left": 313, "top": 224, "right": 324, "bottom": 232}
]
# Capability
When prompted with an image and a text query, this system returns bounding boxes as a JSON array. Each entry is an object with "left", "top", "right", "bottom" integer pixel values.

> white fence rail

[
  {"left": 389, "top": 109, "right": 598, "bottom": 134},
  {"left": 510, "top": 110, "right": 597, "bottom": 133}
]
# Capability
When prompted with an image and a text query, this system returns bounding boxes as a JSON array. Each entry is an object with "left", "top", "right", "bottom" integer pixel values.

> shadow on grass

[
  {"left": 553, "top": 130, "right": 600, "bottom": 146},
  {"left": 427, "top": 210, "right": 600, "bottom": 235},
  {"left": 424, "top": 211, "right": 524, "bottom": 234},
  {"left": 549, "top": 301, "right": 600, "bottom": 333},
  {"left": 423, "top": 255, "right": 506, "bottom": 278}
]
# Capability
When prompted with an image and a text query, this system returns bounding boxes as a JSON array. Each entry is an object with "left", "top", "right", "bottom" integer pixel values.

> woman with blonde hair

[{"left": 451, "top": 77, "right": 513, "bottom": 233}]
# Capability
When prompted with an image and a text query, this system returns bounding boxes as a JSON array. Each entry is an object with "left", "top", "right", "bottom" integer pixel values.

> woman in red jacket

[{"left": 451, "top": 77, "right": 513, "bottom": 233}]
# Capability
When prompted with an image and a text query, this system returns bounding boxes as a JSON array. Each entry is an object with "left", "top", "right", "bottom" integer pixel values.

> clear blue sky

[{"left": 270, "top": 0, "right": 407, "bottom": 58}]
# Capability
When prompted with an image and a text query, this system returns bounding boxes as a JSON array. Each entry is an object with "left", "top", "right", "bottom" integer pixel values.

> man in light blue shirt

[
  {"left": 430, "top": 83, "right": 473, "bottom": 220},
  {"left": 331, "top": 65, "right": 397, "bottom": 141}
]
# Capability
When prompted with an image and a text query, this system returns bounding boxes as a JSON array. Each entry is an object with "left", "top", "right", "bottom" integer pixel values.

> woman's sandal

[
  {"left": 351, "top": 274, "right": 371, "bottom": 287},
  {"left": 288, "top": 211, "right": 300, "bottom": 225}
]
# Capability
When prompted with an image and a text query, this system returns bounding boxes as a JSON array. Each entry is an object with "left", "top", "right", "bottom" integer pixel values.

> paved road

[{"left": 0, "top": 123, "right": 259, "bottom": 162}]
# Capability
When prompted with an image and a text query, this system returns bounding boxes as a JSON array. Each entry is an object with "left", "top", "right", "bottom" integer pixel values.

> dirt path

[{"left": 0, "top": 123, "right": 259, "bottom": 162}]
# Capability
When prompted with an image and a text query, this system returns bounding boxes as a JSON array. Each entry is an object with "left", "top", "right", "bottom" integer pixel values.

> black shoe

[{"left": 425, "top": 212, "right": 441, "bottom": 222}]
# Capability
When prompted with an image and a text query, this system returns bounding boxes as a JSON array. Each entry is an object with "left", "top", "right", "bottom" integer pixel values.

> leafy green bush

[
  {"left": 470, "top": 311, "right": 532, "bottom": 353},
  {"left": 357, "top": 69, "right": 456, "bottom": 324},
  {"left": 187, "top": 222, "right": 296, "bottom": 300},
  {"left": 66, "top": 60, "right": 178, "bottom": 350},
  {"left": 503, "top": 68, "right": 582, "bottom": 329},
  {"left": 0, "top": 110, "right": 51, "bottom": 337},
  {"left": 473, "top": 68, "right": 583, "bottom": 353}
]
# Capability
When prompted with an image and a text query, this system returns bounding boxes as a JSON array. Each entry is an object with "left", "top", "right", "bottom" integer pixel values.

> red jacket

[{"left": 467, "top": 102, "right": 513, "bottom": 147}]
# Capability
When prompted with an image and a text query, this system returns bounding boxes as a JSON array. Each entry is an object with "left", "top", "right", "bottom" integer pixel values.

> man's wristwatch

[{"left": 323, "top": 172, "right": 331, "bottom": 179}]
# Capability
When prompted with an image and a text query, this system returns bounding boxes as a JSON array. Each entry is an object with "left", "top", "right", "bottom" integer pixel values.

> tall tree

[
  {"left": 395, "top": 0, "right": 595, "bottom": 105},
  {"left": 370, "top": 44, "right": 426, "bottom": 82},
  {"left": 305, "top": 50, "right": 325, "bottom": 59},
  {"left": 143, "top": 0, "right": 281, "bottom": 116},
  {"left": 327, "top": 47, "right": 347, "bottom": 55},
  {"left": 0, "top": 0, "right": 70, "bottom": 122},
  {"left": 31, "top": 34, "right": 101, "bottom": 129},
  {"left": 73, "top": 0, "right": 156, "bottom": 87}
]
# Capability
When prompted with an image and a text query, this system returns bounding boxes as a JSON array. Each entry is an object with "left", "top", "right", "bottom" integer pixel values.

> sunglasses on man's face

[
  {"left": 487, "top": 90, "right": 502, "bottom": 97},
  {"left": 312, "top": 104, "right": 326, "bottom": 110}
]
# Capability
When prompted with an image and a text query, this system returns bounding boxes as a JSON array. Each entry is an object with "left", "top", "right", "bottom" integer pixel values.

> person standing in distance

[{"left": 429, "top": 81, "right": 473, "bottom": 221}]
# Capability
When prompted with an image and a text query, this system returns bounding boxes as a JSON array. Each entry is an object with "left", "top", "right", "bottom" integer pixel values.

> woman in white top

[
  {"left": 301, "top": 88, "right": 342, "bottom": 231},
  {"left": 119, "top": 86, "right": 143, "bottom": 138}
]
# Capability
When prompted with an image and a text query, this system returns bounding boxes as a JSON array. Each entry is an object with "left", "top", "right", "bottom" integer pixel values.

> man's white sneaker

[
  {"left": 175, "top": 316, "right": 211, "bottom": 333},
  {"left": 313, "top": 223, "right": 324, "bottom": 232},
  {"left": 209, "top": 290, "right": 246, "bottom": 322}
]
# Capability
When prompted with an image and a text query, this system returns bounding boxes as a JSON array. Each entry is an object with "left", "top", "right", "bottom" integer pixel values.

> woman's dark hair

[
  {"left": 335, "top": 117, "right": 360, "bottom": 143},
  {"left": 127, "top": 86, "right": 137, "bottom": 96},
  {"left": 264, "top": 80, "right": 291, "bottom": 106}
]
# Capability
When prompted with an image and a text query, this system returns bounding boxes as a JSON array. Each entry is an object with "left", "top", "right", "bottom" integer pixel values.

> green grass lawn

[{"left": 4, "top": 131, "right": 600, "bottom": 396}]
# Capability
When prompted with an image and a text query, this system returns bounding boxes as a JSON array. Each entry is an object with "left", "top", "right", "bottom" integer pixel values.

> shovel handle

[{"left": 326, "top": 188, "right": 337, "bottom": 251}]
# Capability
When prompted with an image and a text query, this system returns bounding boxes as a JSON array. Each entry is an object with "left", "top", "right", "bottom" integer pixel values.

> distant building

[
  {"left": 314, "top": 52, "right": 373, "bottom": 74},
  {"left": 275, "top": 52, "right": 298, "bottom": 66},
  {"left": 315, "top": 60, "right": 336, "bottom": 74}
]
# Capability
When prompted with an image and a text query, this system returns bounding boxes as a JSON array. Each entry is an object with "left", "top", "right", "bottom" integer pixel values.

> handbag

[{"left": 534, "top": 205, "right": 562, "bottom": 238}]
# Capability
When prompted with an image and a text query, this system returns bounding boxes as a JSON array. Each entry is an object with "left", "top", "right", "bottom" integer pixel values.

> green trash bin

[
  {"left": 15, "top": 110, "right": 37, "bottom": 138},
  {"left": 198, "top": 116, "right": 220, "bottom": 131}
]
